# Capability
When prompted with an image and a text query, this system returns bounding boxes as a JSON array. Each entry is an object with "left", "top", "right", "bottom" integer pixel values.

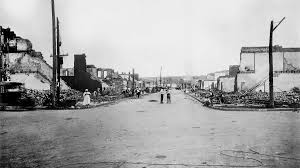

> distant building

[
  {"left": 61, "top": 68, "right": 74, "bottom": 76},
  {"left": 217, "top": 65, "right": 239, "bottom": 92},
  {"left": 97, "top": 68, "right": 114, "bottom": 79},
  {"left": 200, "top": 70, "right": 228, "bottom": 90},
  {"left": 61, "top": 54, "right": 102, "bottom": 92},
  {"left": 86, "top": 64, "right": 97, "bottom": 77}
]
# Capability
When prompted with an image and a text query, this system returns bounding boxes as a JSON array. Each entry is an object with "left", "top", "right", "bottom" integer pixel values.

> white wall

[
  {"left": 7, "top": 53, "right": 69, "bottom": 90},
  {"left": 219, "top": 77, "right": 235, "bottom": 92},
  {"left": 203, "top": 80, "right": 216, "bottom": 90},
  {"left": 237, "top": 51, "right": 300, "bottom": 92},
  {"left": 10, "top": 73, "right": 50, "bottom": 90}
]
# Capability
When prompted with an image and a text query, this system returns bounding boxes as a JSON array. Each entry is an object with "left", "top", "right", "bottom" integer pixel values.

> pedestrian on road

[
  {"left": 160, "top": 88, "right": 164, "bottom": 103},
  {"left": 209, "top": 91, "right": 214, "bottom": 106},
  {"left": 166, "top": 89, "right": 171, "bottom": 103},
  {"left": 83, "top": 89, "right": 91, "bottom": 106},
  {"left": 136, "top": 87, "right": 141, "bottom": 98}
]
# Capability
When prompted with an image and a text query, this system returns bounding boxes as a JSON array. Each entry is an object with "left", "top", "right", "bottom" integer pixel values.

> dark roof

[
  {"left": 282, "top": 48, "right": 300, "bottom": 52},
  {"left": 87, "top": 64, "right": 96, "bottom": 68},
  {"left": 241, "top": 45, "right": 300, "bottom": 53}
]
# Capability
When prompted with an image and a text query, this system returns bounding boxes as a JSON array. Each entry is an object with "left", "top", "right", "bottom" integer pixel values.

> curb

[{"left": 184, "top": 92, "right": 300, "bottom": 112}]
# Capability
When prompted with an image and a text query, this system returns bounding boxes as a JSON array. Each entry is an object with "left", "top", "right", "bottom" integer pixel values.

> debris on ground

[{"left": 189, "top": 88, "right": 300, "bottom": 108}]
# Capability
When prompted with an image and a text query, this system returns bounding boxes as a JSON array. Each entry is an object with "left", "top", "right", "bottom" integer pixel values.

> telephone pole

[
  {"left": 132, "top": 68, "right": 135, "bottom": 96},
  {"left": 56, "top": 17, "right": 60, "bottom": 104},
  {"left": 0, "top": 26, "right": 3, "bottom": 82},
  {"left": 51, "top": 0, "right": 57, "bottom": 108},
  {"left": 268, "top": 17, "right": 285, "bottom": 108},
  {"left": 159, "top": 66, "right": 162, "bottom": 87}
]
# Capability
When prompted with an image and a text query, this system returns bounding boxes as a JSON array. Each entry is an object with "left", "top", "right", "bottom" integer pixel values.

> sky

[{"left": 1, "top": 0, "right": 300, "bottom": 77}]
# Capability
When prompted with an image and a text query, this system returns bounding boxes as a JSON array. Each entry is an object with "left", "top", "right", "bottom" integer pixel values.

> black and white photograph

[{"left": 0, "top": 0, "right": 300, "bottom": 167}]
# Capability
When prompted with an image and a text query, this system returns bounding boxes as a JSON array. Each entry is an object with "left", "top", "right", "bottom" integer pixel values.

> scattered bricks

[{"left": 190, "top": 89, "right": 300, "bottom": 108}]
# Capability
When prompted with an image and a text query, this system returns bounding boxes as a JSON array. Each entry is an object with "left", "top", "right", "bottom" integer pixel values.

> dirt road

[{"left": 1, "top": 90, "right": 300, "bottom": 167}]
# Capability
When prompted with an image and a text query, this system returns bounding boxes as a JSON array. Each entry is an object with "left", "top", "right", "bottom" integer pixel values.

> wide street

[{"left": 1, "top": 90, "right": 300, "bottom": 168}]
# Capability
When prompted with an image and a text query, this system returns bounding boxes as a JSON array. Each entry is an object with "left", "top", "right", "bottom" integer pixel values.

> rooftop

[{"left": 241, "top": 45, "right": 300, "bottom": 53}]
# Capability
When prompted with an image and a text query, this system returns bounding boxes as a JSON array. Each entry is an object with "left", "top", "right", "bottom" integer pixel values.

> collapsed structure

[{"left": 0, "top": 26, "right": 69, "bottom": 90}]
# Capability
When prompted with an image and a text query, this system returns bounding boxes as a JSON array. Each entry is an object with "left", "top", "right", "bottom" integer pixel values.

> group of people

[
  {"left": 122, "top": 87, "right": 143, "bottom": 98},
  {"left": 160, "top": 88, "right": 171, "bottom": 104}
]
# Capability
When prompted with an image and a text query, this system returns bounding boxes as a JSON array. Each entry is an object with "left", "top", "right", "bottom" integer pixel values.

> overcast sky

[{"left": 1, "top": 0, "right": 300, "bottom": 77}]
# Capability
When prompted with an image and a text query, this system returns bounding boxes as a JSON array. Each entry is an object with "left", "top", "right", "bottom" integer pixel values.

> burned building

[
  {"left": 0, "top": 26, "right": 69, "bottom": 90},
  {"left": 237, "top": 45, "right": 300, "bottom": 92},
  {"left": 86, "top": 65, "right": 97, "bottom": 77},
  {"left": 200, "top": 70, "right": 228, "bottom": 90},
  {"left": 217, "top": 65, "right": 239, "bottom": 92},
  {"left": 97, "top": 68, "right": 115, "bottom": 79},
  {"left": 61, "top": 54, "right": 102, "bottom": 92}
]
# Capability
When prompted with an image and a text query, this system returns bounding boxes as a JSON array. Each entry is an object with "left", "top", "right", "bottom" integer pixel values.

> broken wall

[
  {"left": 219, "top": 77, "right": 235, "bottom": 92},
  {"left": 283, "top": 52, "right": 300, "bottom": 71},
  {"left": 6, "top": 53, "right": 69, "bottom": 90}
]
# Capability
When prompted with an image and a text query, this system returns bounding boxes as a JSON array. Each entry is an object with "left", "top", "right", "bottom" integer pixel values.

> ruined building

[
  {"left": 0, "top": 26, "right": 69, "bottom": 90},
  {"left": 61, "top": 54, "right": 102, "bottom": 92},
  {"left": 238, "top": 45, "right": 300, "bottom": 92},
  {"left": 217, "top": 65, "right": 239, "bottom": 92}
]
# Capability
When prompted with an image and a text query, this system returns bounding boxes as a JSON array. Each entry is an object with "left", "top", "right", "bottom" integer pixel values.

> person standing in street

[
  {"left": 136, "top": 87, "right": 141, "bottom": 98},
  {"left": 167, "top": 89, "right": 171, "bottom": 103},
  {"left": 83, "top": 89, "right": 91, "bottom": 106},
  {"left": 160, "top": 88, "right": 164, "bottom": 103}
]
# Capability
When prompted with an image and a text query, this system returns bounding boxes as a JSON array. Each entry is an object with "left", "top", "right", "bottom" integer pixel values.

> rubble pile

[
  {"left": 92, "top": 95, "right": 120, "bottom": 102},
  {"left": 191, "top": 89, "right": 300, "bottom": 108},
  {"left": 23, "top": 89, "right": 83, "bottom": 107}
]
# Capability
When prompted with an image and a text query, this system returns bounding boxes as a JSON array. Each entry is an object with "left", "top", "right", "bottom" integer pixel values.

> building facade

[{"left": 237, "top": 45, "right": 300, "bottom": 92}]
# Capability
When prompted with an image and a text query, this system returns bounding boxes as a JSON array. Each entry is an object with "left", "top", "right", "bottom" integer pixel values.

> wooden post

[
  {"left": 0, "top": 26, "right": 2, "bottom": 82},
  {"left": 132, "top": 69, "right": 135, "bottom": 96},
  {"left": 51, "top": 0, "right": 57, "bottom": 108},
  {"left": 159, "top": 66, "right": 162, "bottom": 86},
  {"left": 268, "top": 21, "right": 274, "bottom": 108},
  {"left": 56, "top": 17, "right": 60, "bottom": 105}
]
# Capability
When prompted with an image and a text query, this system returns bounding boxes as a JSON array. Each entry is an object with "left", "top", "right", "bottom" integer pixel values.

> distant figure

[
  {"left": 209, "top": 92, "right": 214, "bottom": 106},
  {"left": 136, "top": 87, "right": 141, "bottom": 98},
  {"left": 83, "top": 89, "right": 91, "bottom": 106},
  {"left": 166, "top": 89, "right": 171, "bottom": 103},
  {"left": 160, "top": 88, "right": 164, "bottom": 103}
]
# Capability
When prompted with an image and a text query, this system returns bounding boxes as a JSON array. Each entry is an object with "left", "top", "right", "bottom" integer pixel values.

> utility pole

[
  {"left": 268, "top": 17, "right": 285, "bottom": 108},
  {"left": 51, "top": 0, "right": 57, "bottom": 108},
  {"left": 56, "top": 17, "right": 61, "bottom": 105},
  {"left": 159, "top": 66, "right": 162, "bottom": 87},
  {"left": 132, "top": 68, "right": 135, "bottom": 96},
  {"left": 0, "top": 26, "right": 2, "bottom": 82}
]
